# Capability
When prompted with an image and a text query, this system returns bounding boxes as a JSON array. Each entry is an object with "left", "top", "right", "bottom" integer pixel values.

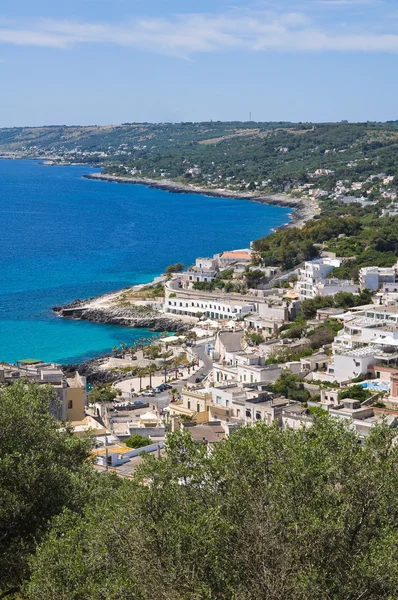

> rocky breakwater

[{"left": 53, "top": 299, "right": 191, "bottom": 333}]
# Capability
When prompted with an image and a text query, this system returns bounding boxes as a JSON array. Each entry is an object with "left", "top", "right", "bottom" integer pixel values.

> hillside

[{"left": 2, "top": 121, "right": 398, "bottom": 195}]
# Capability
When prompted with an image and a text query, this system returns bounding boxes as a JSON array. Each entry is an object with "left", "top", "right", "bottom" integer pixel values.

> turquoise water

[{"left": 0, "top": 160, "right": 291, "bottom": 364}]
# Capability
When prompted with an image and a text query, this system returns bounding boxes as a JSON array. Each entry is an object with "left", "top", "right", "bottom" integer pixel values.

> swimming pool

[{"left": 360, "top": 379, "right": 390, "bottom": 392}]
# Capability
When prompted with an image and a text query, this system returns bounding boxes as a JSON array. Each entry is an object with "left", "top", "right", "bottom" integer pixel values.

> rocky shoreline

[
  {"left": 52, "top": 169, "right": 319, "bottom": 365},
  {"left": 83, "top": 172, "right": 319, "bottom": 228},
  {"left": 53, "top": 300, "right": 191, "bottom": 333}
]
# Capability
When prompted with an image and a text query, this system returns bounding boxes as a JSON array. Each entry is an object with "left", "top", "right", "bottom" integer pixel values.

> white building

[
  {"left": 164, "top": 293, "right": 255, "bottom": 320},
  {"left": 212, "top": 352, "right": 282, "bottom": 385},
  {"left": 297, "top": 258, "right": 343, "bottom": 300},
  {"left": 359, "top": 266, "right": 397, "bottom": 291},
  {"left": 314, "top": 347, "right": 376, "bottom": 384}
]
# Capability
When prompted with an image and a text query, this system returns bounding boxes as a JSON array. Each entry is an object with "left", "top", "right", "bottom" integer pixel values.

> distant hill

[{"left": 2, "top": 120, "right": 398, "bottom": 192}]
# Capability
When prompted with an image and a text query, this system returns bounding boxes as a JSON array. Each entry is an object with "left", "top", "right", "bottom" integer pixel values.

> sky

[{"left": 0, "top": 0, "right": 397, "bottom": 126}]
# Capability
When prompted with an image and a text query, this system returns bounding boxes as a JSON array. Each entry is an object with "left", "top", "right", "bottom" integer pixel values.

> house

[
  {"left": 359, "top": 266, "right": 397, "bottom": 291},
  {"left": 320, "top": 388, "right": 340, "bottom": 407},
  {"left": 94, "top": 439, "right": 164, "bottom": 469},
  {"left": 212, "top": 352, "right": 281, "bottom": 385},
  {"left": 300, "top": 353, "right": 331, "bottom": 375},
  {"left": 244, "top": 315, "right": 284, "bottom": 338},
  {"left": 244, "top": 396, "right": 295, "bottom": 427},
  {"left": 181, "top": 422, "right": 226, "bottom": 444},
  {"left": 0, "top": 364, "right": 87, "bottom": 421},
  {"left": 212, "top": 329, "right": 244, "bottom": 364},
  {"left": 217, "top": 249, "right": 252, "bottom": 266},
  {"left": 180, "top": 258, "right": 219, "bottom": 289},
  {"left": 168, "top": 387, "right": 213, "bottom": 422},
  {"left": 312, "top": 169, "right": 335, "bottom": 177},
  {"left": 316, "top": 347, "right": 376, "bottom": 384},
  {"left": 258, "top": 296, "right": 299, "bottom": 321},
  {"left": 281, "top": 405, "right": 313, "bottom": 429},
  {"left": 316, "top": 279, "right": 359, "bottom": 297}
]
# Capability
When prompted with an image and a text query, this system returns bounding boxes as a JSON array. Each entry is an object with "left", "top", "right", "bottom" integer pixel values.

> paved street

[{"left": 187, "top": 341, "right": 213, "bottom": 383}]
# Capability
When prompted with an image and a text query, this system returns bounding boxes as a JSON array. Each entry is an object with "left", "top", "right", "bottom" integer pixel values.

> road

[
  {"left": 187, "top": 341, "right": 213, "bottom": 383},
  {"left": 112, "top": 339, "right": 214, "bottom": 415}
]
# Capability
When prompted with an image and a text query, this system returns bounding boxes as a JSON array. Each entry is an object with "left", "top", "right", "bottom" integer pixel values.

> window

[
  {"left": 187, "top": 400, "right": 191, "bottom": 409},
  {"left": 68, "top": 400, "right": 73, "bottom": 409},
  {"left": 197, "top": 403, "right": 200, "bottom": 413},
  {"left": 236, "top": 409, "right": 240, "bottom": 417},
  {"left": 216, "top": 396, "right": 222, "bottom": 405},
  {"left": 246, "top": 409, "right": 251, "bottom": 418}
]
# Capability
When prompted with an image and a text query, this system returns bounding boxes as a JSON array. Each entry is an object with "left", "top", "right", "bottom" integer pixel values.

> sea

[{"left": 0, "top": 160, "right": 291, "bottom": 364}]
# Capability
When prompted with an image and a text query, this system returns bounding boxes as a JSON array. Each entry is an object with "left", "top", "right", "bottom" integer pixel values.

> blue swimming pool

[{"left": 360, "top": 380, "right": 390, "bottom": 392}]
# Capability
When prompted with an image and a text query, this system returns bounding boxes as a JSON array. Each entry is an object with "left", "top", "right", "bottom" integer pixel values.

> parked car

[
  {"left": 142, "top": 390, "right": 155, "bottom": 397},
  {"left": 133, "top": 400, "right": 144, "bottom": 406},
  {"left": 195, "top": 375, "right": 205, "bottom": 383},
  {"left": 162, "top": 384, "right": 172, "bottom": 390}
]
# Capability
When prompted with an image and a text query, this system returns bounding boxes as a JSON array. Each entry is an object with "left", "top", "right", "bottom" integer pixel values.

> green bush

[{"left": 124, "top": 434, "right": 152, "bottom": 449}]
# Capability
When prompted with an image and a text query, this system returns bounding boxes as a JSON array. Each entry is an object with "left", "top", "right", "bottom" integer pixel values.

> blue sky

[{"left": 1, "top": 0, "right": 397, "bottom": 125}]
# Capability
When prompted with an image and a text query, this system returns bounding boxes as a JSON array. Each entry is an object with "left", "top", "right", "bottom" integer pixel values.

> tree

[
  {"left": 25, "top": 419, "right": 398, "bottom": 600},
  {"left": 124, "top": 434, "right": 151, "bottom": 449},
  {"left": 338, "top": 384, "right": 372, "bottom": 403},
  {"left": 0, "top": 382, "right": 95, "bottom": 596},
  {"left": 146, "top": 363, "right": 158, "bottom": 388},
  {"left": 88, "top": 383, "right": 119, "bottom": 404},
  {"left": 245, "top": 332, "right": 265, "bottom": 346},
  {"left": 136, "top": 367, "right": 147, "bottom": 391},
  {"left": 244, "top": 269, "right": 265, "bottom": 289},
  {"left": 143, "top": 344, "right": 162, "bottom": 360},
  {"left": 165, "top": 262, "right": 184, "bottom": 275},
  {"left": 271, "top": 371, "right": 310, "bottom": 402}
]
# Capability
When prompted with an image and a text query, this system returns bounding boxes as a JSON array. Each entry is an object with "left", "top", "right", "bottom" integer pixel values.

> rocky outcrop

[
  {"left": 53, "top": 303, "right": 191, "bottom": 333},
  {"left": 63, "top": 357, "right": 132, "bottom": 384}
]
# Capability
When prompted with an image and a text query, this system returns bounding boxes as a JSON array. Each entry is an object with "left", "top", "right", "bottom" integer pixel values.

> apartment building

[
  {"left": 165, "top": 292, "right": 255, "bottom": 320},
  {"left": 296, "top": 258, "right": 357, "bottom": 300},
  {"left": 359, "top": 266, "right": 397, "bottom": 291}
]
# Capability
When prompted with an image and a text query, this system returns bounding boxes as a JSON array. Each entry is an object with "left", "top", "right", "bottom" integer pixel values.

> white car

[{"left": 141, "top": 389, "right": 155, "bottom": 397}]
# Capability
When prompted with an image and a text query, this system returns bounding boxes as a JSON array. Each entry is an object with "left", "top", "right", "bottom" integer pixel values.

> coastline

[
  {"left": 83, "top": 172, "right": 319, "bottom": 229},
  {"left": 53, "top": 170, "right": 320, "bottom": 340}
]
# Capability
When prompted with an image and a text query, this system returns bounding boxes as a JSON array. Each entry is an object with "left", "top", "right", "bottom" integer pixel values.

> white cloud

[{"left": 0, "top": 10, "right": 397, "bottom": 56}]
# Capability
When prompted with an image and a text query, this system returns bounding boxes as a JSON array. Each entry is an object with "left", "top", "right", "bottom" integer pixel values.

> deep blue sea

[{"left": 0, "top": 160, "right": 291, "bottom": 364}]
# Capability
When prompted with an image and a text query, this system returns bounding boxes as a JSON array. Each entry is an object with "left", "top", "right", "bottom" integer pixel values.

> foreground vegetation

[{"left": 3, "top": 382, "right": 398, "bottom": 599}]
